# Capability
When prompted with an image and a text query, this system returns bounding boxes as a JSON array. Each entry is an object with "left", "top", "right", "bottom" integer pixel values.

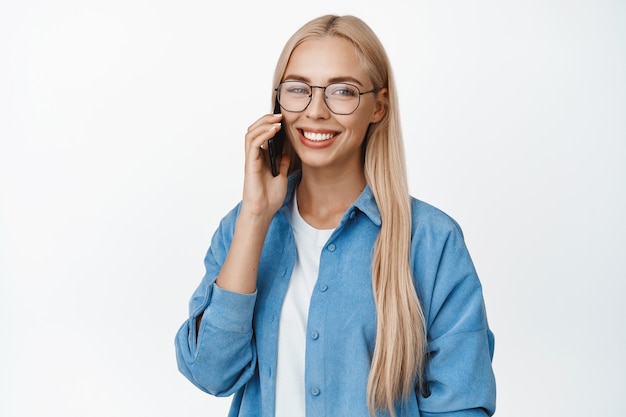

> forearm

[{"left": 215, "top": 208, "right": 273, "bottom": 294}]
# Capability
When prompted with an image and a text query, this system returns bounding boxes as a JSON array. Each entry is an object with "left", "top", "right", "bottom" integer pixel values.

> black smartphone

[{"left": 267, "top": 102, "right": 286, "bottom": 177}]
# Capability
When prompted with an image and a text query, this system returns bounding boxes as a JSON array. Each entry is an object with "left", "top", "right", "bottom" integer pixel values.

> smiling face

[{"left": 280, "top": 36, "right": 386, "bottom": 176}]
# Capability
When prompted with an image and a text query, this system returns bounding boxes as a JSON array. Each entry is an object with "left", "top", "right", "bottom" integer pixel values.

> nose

[{"left": 305, "top": 86, "right": 330, "bottom": 119}]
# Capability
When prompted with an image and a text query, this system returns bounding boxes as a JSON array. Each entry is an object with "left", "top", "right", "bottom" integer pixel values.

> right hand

[{"left": 240, "top": 113, "right": 291, "bottom": 220}]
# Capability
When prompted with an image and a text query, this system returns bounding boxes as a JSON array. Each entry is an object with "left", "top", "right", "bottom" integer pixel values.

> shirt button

[
  {"left": 349, "top": 211, "right": 356, "bottom": 219},
  {"left": 319, "top": 284, "right": 328, "bottom": 292},
  {"left": 327, "top": 243, "right": 336, "bottom": 252},
  {"left": 311, "top": 387, "right": 320, "bottom": 396},
  {"left": 311, "top": 331, "right": 319, "bottom": 340}
]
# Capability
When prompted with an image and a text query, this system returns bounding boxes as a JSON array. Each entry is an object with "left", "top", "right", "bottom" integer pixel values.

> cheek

[
  {"left": 281, "top": 117, "right": 298, "bottom": 140},
  {"left": 347, "top": 115, "right": 373, "bottom": 137}
]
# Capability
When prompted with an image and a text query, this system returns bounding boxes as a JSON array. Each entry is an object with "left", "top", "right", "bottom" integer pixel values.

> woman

[{"left": 175, "top": 14, "right": 496, "bottom": 417}]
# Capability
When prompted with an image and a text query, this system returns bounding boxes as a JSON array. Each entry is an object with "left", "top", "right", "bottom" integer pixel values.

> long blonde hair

[{"left": 271, "top": 15, "right": 427, "bottom": 416}]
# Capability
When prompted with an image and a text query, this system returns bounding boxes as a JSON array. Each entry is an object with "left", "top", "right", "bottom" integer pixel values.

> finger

[
  {"left": 245, "top": 120, "right": 280, "bottom": 151},
  {"left": 246, "top": 123, "right": 282, "bottom": 153},
  {"left": 246, "top": 113, "right": 282, "bottom": 135}
]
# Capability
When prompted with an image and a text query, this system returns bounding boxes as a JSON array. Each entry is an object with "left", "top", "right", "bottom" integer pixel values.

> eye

[
  {"left": 327, "top": 83, "right": 359, "bottom": 98},
  {"left": 283, "top": 82, "right": 311, "bottom": 95}
]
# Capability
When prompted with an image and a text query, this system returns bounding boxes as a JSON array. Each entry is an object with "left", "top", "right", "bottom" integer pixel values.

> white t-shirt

[{"left": 275, "top": 193, "right": 334, "bottom": 417}]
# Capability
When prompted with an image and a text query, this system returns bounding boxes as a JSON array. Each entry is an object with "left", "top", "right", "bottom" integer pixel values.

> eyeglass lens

[{"left": 277, "top": 81, "right": 363, "bottom": 115}]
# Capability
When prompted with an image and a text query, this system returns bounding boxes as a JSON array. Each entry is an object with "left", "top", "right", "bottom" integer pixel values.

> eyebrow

[{"left": 282, "top": 74, "right": 365, "bottom": 87}]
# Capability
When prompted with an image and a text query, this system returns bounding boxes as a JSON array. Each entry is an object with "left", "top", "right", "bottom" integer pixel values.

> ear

[{"left": 369, "top": 87, "right": 388, "bottom": 123}]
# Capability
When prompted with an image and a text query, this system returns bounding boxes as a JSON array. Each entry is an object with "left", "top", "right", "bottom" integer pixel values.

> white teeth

[{"left": 303, "top": 131, "right": 335, "bottom": 141}]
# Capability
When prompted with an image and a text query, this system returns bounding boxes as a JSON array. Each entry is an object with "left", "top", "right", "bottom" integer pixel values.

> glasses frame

[{"left": 275, "top": 81, "right": 376, "bottom": 115}]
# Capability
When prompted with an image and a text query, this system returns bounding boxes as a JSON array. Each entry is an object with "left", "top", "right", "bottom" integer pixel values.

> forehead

[{"left": 284, "top": 37, "right": 369, "bottom": 84}]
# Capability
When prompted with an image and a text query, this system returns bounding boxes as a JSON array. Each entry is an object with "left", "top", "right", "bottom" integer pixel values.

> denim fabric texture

[{"left": 175, "top": 172, "right": 496, "bottom": 416}]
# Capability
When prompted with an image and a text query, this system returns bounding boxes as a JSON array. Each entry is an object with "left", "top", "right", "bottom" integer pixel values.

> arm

[
  {"left": 175, "top": 114, "right": 291, "bottom": 395},
  {"left": 174, "top": 208, "right": 261, "bottom": 396},
  {"left": 415, "top": 217, "right": 496, "bottom": 416},
  {"left": 194, "top": 211, "right": 271, "bottom": 334},
  {"left": 215, "top": 112, "right": 290, "bottom": 295}
]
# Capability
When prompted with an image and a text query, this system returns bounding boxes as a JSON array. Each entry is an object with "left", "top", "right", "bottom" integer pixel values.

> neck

[{"left": 296, "top": 166, "right": 366, "bottom": 229}]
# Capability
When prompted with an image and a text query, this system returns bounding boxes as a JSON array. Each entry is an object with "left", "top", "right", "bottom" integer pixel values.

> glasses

[{"left": 275, "top": 81, "right": 376, "bottom": 115}]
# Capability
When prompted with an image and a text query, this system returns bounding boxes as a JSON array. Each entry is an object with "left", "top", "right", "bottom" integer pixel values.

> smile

[{"left": 302, "top": 131, "right": 336, "bottom": 142}]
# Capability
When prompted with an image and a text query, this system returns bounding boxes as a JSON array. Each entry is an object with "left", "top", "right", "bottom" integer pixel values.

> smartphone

[{"left": 267, "top": 102, "right": 286, "bottom": 177}]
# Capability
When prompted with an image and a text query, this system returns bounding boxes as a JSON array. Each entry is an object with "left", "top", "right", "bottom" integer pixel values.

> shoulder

[
  {"left": 215, "top": 202, "right": 242, "bottom": 235},
  {"left": 409, "top": 197, "right": 465, "bottom": 241}
]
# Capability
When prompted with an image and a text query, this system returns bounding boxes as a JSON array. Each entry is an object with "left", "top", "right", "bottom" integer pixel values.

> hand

[{"left": 240, "top": 113, "right": 291, "bottom": 220}]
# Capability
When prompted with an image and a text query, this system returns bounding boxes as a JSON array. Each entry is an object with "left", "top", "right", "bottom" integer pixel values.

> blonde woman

[{"left": 175, "top": 14, "right": 496, "bottom": 417}]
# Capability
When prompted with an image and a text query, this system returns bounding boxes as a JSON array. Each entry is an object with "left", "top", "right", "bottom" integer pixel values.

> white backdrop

[{"left": 1, "top": 1, "right": 625, "bottom": 416}]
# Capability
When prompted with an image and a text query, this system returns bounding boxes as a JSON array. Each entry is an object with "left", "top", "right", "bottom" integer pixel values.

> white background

[{"left": 1, "top": 1, "right": 624, "bottom": 416}]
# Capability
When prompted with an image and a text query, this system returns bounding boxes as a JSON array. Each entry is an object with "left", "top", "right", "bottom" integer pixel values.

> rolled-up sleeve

[{"left": 175, "top": 206, "right": 259, "bottom": 397}]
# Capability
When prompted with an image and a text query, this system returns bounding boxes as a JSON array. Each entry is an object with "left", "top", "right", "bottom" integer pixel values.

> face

[{"left": 280, "top": 37, "right": 386, "bottom": 175}]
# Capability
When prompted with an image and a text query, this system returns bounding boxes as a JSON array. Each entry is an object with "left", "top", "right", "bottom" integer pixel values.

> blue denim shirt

[{"left": 175, "top": 173, "right": 496, "bottom": 416}]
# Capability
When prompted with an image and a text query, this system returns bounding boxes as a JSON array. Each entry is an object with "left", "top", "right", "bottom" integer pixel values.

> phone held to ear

[{"left": 267, "top": 102, "right": 286, "bottom": 177}]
